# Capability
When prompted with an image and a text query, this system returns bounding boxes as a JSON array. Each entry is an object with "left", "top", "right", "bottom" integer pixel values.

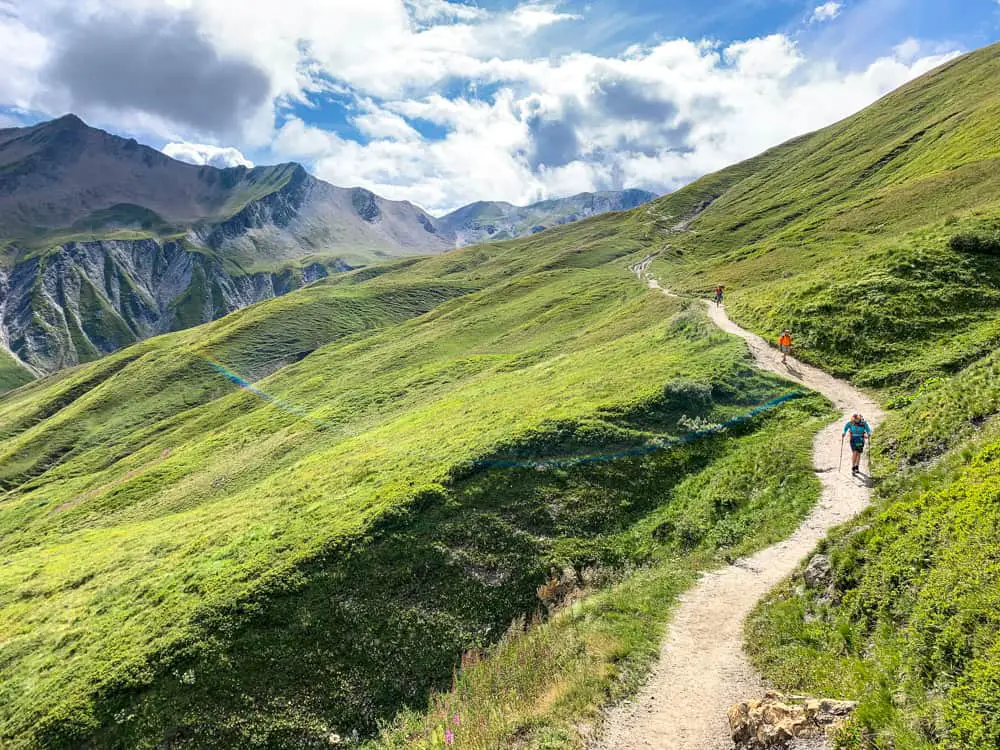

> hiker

[
  {"left": 714, "top": 285, "right": 724, "bottom": 306},
  {"left": 842, "top": 414, "right": 872, "bottom": 474},
  {"left": 778, "top": 330, "right": 793, "bottom": 364}
]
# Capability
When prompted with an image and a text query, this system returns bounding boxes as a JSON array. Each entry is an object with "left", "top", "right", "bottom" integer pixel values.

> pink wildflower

[
  {"left": 445, "top": 728, "right": 455, "bottom": 745},
  {"left": 452, "top": 714, "right": 461, "bottom": 726}
]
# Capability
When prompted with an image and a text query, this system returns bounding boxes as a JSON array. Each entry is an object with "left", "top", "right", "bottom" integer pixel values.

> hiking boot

[{"left": 852, "top": 466, "right": 859, "bottom": 474}]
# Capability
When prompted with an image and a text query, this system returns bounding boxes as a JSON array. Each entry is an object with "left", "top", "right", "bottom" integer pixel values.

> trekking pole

[{"left": 839, "top": 437, "right": 844, "bottom": 473}]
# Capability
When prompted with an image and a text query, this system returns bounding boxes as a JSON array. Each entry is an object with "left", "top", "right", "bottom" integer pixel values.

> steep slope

[
  {"left": 0, "top": 116, "right": 452, "bottom": 379},
  {"left": 0, "top": 206, "right": 829, "bottom": 749},
  {"left": 0, "top": 242, "right": 350, "bottom": 373},
  {"left": 439, "top": 189, "right": 656, "bottom": 246},
  {"left": 364, "top": 43, "right": 1000, "bottom": 749},
  {"left": 626, "top": 43, "right": 1000, "bottom": 750},
  {"left": 0, "top": 115, "right": 450, "bottom": 259},
  {"left": 0, "top": 349, "right": 34, "bottom": 391},
  {"left": 643, "top": 45, "right": 1000, "bottom": 387}
]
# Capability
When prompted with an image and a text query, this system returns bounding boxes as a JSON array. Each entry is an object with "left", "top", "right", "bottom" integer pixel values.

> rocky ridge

[{"left": 0, "top": 240, "right": 347, "bottom": 373}]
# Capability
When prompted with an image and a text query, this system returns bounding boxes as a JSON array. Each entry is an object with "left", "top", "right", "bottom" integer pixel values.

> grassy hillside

[
  {"left": 746, "top": 353, "right": 1000, "bottom": 750},
  {"left": 380, "top": 42, "right": 1000, "bottom": 749},
  {"left": 613, "top": 42, "right": 1000, "bottom": 750},
  {"left": 0, "top": 349, "right": 33, "bottom": 392},
  {"left": 644, "top": 44, "right": 1000, "bottom": 392},
  {"left": 368, "top": 390, "right": 831, "bottom": 750},
  {"left": 0, "top": 206, "right": 829, "bottom": 748}
]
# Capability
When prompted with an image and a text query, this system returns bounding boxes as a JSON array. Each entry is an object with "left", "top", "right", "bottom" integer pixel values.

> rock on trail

[{"left": 594, "top": 267, "right": 883, "bottom": 749}]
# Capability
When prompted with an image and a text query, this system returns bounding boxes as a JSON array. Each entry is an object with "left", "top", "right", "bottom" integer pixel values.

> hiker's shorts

[
  {"left": 850, "top": 438, "right": 866, "bottom": 453},
  {"left": 780, "top": 345, "right": 791, "bottom": 354}
]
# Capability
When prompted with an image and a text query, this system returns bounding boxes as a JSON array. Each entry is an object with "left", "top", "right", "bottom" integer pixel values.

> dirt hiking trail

[{"left": 593, "top": 260, "right": 885, "bottom": 749}]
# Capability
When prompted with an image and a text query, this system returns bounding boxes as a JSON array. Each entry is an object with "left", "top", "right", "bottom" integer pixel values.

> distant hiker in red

[
  {"left": 714, "top": 285, "right": 724, "bottom": 306},
  {"left": 778, "top": 330, "right": 793, "bottom": 364}
]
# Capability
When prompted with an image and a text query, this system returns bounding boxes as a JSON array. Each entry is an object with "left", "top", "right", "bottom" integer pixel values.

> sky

[{"left": 1, "top": 0, "right": 998, "bottom": 215}]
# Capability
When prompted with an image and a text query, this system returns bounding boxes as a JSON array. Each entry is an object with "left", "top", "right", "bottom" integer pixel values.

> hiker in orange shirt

[{"left": 778, "top": 330, "right": 793, "bottom": 364}]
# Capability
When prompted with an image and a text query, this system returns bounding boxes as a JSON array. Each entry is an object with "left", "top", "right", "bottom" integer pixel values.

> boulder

[
  {"left": 802, "top": 554, "right": 832, "bottom": 589},
  {"left": 729, "top": 692, "right": 856, "bottom": 749}
]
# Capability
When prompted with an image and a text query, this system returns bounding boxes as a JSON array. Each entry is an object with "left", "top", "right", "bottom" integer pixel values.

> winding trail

[{"left": 594, "top": 260, "right": 884, "bottom": 749}]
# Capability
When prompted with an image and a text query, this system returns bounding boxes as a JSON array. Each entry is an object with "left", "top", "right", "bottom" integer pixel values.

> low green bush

[{"left": 949, "top": 231, "right": 1000, "bottom": 256}]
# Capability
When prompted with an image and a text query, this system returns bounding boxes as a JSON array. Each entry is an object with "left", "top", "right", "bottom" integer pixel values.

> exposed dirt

[{"left": 594, "top": 266, "right": 884, "bottom": 749}]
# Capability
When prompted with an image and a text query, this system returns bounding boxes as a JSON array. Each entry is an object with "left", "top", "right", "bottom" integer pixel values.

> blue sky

[{"left": 1, "top": 0, "right": 998, "bottom": 213}]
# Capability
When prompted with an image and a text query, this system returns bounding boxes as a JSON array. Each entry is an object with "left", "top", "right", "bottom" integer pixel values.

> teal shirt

[{"left": 843, "top": 421, "right": 871, "bottom": 440}]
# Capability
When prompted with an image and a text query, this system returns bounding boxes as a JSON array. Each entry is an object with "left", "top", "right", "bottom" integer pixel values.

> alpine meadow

[{"left": 1, "top": 32, "right": 999, "bottom": 750}]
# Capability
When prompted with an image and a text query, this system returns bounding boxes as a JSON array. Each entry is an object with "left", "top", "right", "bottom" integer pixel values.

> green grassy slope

[
  {"left": 746, "top": 355, "right": 1000, "bottom": 750},
  {"left": 645, "top": 44, "right": 1000, "bottom": 391},
  {"left": 611, "top": 43, "right": 1000, "bottom": 750},
  {"left": 0, "top": 206, "right": 824, "bottom": 748},
  {"left": 0, "top": 349, "right": 33, "bottom": 392},
  {"left": 375, "top": 41, "right": 1000, "bottom": 750},
  {"left": 368, "top": 391, "right": 831, "bottom": 750}
]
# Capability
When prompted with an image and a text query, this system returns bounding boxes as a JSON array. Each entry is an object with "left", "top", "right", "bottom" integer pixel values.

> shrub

[{"left": 949, "top": 231, "right": 1000, "bottom": 256}]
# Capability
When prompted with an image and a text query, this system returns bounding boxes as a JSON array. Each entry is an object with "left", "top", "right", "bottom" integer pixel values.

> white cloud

[
  {"left": 405, "top": 0, "right": 486, "bottom": 24},
  {"left": 352, "top": 108, "right": 423, "bottom": 142},
  {"left": 0, "top": 5, "right": 50, "bottom": 109},
  {"left": 893, "top": 38, "right": 921, "bottom": 62},
  {"left": 0, "top": 0, "right": 965, "bottom": 214},
  {"left": 162, "top": 142, "right": 254, "bottom": 168},
  {"left": 263, "top": 35, "right": 958, "bottom": 214},
  {"left": 810, "top": 2, "right": 843, "bottom": 23}
]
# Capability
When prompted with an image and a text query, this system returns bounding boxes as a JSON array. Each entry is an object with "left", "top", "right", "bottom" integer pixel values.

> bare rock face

[{"left": 729, "top": 692, "right": 856, "bottom": 749}]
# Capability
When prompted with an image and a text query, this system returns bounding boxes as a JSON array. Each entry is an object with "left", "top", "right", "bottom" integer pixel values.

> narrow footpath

[{"left": 594, "top": 261, "right": 885, "bottom": 749}]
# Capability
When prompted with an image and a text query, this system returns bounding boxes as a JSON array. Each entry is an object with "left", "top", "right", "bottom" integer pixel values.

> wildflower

[
  {"left": 452, "top": 714, "right": 461, "bottom": 726},
  {"left": 445, "top": 728, "right": 455, "bottom": 745}
]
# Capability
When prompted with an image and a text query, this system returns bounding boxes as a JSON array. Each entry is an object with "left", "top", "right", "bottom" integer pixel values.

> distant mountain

[
  {"left": 0, "top": 115, "right": 452, "bottom": 374},
  {"left": 438, "top": 189, "right": 657, "bottom": 247},
  {"left": 0, "top": 114, "right": 451, "bottom": 261},
  {"left": 0, "top": 115, "right": 656, "bottom": 376}
]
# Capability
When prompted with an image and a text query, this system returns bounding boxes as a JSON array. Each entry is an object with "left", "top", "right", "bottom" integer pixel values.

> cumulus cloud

[
  {"left": 162, "top": 142, "right": 254, "bottom": 168},
  {"left": 0, "top": 5, "right": 49, "bottom": 109},
  {"left": 42, "top": 11, "right": 271, "bottom": 136},
  {"left": 279, "top": 35, "right": 958, "bottom": 213},
  {"left": 0, "top": 0, "right": 965, "bottom": 213},
  {"left": 810, "top": 2, "right": 843, "bottom": 23}
]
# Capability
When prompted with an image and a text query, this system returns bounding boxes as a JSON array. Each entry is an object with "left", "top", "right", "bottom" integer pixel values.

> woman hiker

[
  {"left": 842, "top": 414, "right": 872, "bottom": 474},
  {"left": 714, "top": 285, "right": 724, "bottom": 307}
]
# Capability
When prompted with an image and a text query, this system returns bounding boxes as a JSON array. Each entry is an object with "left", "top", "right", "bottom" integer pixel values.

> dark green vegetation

[
  {"left": 370, "top": 392, "right": 829, "bottom": 750},
  {"left": 747, "top": 354, "right": 1000, "bottom": 750}
]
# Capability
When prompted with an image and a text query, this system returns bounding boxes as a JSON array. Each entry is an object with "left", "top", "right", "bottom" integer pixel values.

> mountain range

[
  {"left": 437, "top": 189, "right": 656, "bottom": 247},
  {"left": 0, "top": 115, "right": 654, "bottom": 378}
]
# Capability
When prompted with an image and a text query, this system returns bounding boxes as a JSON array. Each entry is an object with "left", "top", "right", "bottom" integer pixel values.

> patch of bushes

[{"left": 949, "top": 231, "right": 1000, "bottom": 256}]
